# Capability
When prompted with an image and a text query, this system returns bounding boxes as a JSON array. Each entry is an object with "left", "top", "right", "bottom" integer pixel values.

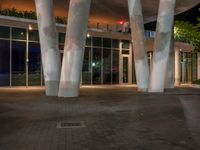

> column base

[
  {"left": 45, "top": 81, "right": 59, "bottom": 96},
  {"left": 148, "top": 88, "right": 164, "bottom": 93},
  {"left": 58, "top": 82, "right": 80, "bottom": 98},
  {"left": 137, "top": 88, "right": 148, "bottom": 92}
]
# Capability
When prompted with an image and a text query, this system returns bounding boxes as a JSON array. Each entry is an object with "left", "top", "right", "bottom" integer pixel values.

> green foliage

[
  {"left": 174, "top": 21, "right": 200, "bottom": 52},
  {"left": 192, "top": 79, "right": 200, "bottom": 85},
  {"left": 0, "top": 8, "right": 67, "bottom": 24}
]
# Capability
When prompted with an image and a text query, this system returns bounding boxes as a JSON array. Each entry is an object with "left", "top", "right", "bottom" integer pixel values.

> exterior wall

[{"left": 0, "top": 17, "right": 198, "bottom": 87}]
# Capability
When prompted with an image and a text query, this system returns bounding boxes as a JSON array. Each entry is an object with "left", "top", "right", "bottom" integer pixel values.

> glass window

[
  {"left": 103, "top": 48, "right": 111, "bottom": 84},
  {"left": 12, "top": 41, "right": 26, "bottom": 86},
  {"left": 82, "top": 47, "right": 91, "bottom": 84},
  {"left": 191, "top": 53, "right": 197, "bottom": 82},
  {"left": 93, "top": 37, "right": 102, "bottom": 47},
  {"left": 123, "top": 57, "right": 129, "bottom": 83},
  {"left": 28, "top": 42, "right": 41, "bottom": 86},
  {"left": 122, "top": 40, "right": 129, "bottom": 49},
  {"left": 29, "top": 30, "right": 39, "bottom": 42},
  {"left": 59, "top": 33, "right": 65, "bottom": 44},
  {"left": 86, "top": 37, "right": 91, "bottom": 46},
  {"left": 12, "top": 28, "right": 26, "bottom": 40},
  {"left": 112, "top": 39, "right": 119, "bottom": 48},
  {"left": 92, "top": 48, "right": 102, "bottom": 84},
  {"left": 132, "top": 53, "right": 136, "bottom": 84},
  {"left": 0, "top": 26, "right": 10, "bottom": 39},
  {"left": 112, "top": 50, "right": 119, "bottom": 84},
  {"left": 103, "top": 38, "right": 111, "bottom": 48},
  {"left": 0, "top": 40, "right": 10, "bottom": 86}
]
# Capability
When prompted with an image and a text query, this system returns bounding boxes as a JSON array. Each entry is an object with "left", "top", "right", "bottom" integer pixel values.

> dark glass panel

[
  {"left": 103, "top": 38, "right": 111, "bottom": 48},
  {"left": 59, "top": 33, "right": 65, "bottom": 44},
  {"left": 12, "top": 28, "right": 26, "bottom": 40},
  {"left": 122, "top": 50, "right": 129, "bottom": 54},
  {"left": 191, "top": 53, "right": 197, "bottom": 81},
  {"left": 112, "top": 39, "right": 119, "bottom": 48},
  {"left": 86, "top": 37, "right": 91, "bottom": 46},
  {"left": 12, "top": 41, "right": 26, "bottom": 86},
  {"left": 0, "top": 26, "right": 10, "bottom": 39},
  {"left": 112, "top": 50, "right": 119, "bottom": 84},
  {"left": 28, "top": 42, "right": 41, "bottom": 86},
  {"left": 123, "top": 57, "right": 129, "bottom": 83},
  {"left": 59, "top": 44, "right": 64, "bottom": 50},
  {"left": 103, "top": 48, "right": 111, "bottom": 84},
  {"left": 0, "top": 40, "right": 10, "bottom": 86},
  {"left": 93, "top": 37, "right": 102, "bottom": 47},
  {"left": 122, "top": 40, "right": 129, "bottom": 49},
  {"left": 92, "top": 48, "right": 102, "bottom": 84},
  {"left": 82, "top": 47, "right": 91, "bottom": 84},
  {"left": 132, "top": 53, "right": 136, "bottom": 84},
  {"left": 29, "top": 30, "right": 39, "bottom": 41}
]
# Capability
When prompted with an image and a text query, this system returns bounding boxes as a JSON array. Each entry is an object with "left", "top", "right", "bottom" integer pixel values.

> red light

[{"left": 118, "top": 20, "right": 124, "bottom": 25}]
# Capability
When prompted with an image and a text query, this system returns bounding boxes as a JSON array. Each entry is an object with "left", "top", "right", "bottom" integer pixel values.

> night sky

[{"left": 145, "top": 3, "right": 200, "bottom": 31}]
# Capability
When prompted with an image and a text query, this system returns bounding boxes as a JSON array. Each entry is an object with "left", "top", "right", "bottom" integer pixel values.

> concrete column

[
  {"left": 128, "top": 0, "right": 149, "bottom": 91},
  {"left": 198, "top": 53, "right": 200, "bottom": 80},
  {"left": 165, "top": 32, "right": 175, "bottom": 88},
  {"left": 35, "top": 0, "right": 61, "bottom": 96},
  {"left": 148, "top": 0, "right": 176, "bottom": 92},
  {"left": 174, "top": 48, "right": 180, "bottom": 86},
  {"left": 58, "top": 0, "right": 91, "bottom": 97}
]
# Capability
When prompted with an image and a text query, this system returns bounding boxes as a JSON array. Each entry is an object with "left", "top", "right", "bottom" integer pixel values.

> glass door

[{"left": 122, "top": 56, "right": 129, "bottom": 83}]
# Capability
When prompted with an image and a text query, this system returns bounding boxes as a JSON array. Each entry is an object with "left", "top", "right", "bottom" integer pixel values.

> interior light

[
  {"left": 29, "top": 24, "right": 33, "bottom": 31},
  {"left": 87, "top": 33, "right": 90, "bottom": 38}
]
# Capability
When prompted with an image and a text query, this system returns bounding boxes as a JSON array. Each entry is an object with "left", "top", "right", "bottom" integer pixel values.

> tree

[{"left": 174, "top": 8, "right": 200, "bottom": 52}]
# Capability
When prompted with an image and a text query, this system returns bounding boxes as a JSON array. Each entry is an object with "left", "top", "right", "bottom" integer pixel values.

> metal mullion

[
  {"left": 91, "top": 37, "right": 93, "bottom": 85},
  {"left": 9, "top": 27, "right": 12, "bottom": 86},
  {"left": 101, "top": 37, "right": 103, "bottom": 85},
  {"left": 111, "top": 40, "right": 113, "bottom": 85},
  {"left": 26, "top": 28, "right": 29, "bottom": 87}
]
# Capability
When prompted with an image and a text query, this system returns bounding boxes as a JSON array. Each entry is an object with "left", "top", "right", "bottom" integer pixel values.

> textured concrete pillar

[
  {"left": 128, "top": 0, "right": 149, "bottom": 91},
  {"left": 58, "top": 0, "right": 91, "bottom": 97},
  {"left": 148, "top": 0, "right": 176, "bottom": 92},
  {"left": 198, "top": 53, "right": 200, "bottom": 80},
  {"left": 174, "top": 48, "right": 180, "bottom": 86},
  {"left": 35, "top": 0, "right": 61, "bottom": 96},
  {"left": 165, "top": 32, "right": 175, "bottom": 88}
]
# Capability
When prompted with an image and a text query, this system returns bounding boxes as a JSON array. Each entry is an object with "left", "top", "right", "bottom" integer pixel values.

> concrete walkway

[{"left": 0, "top": 86, "right": 200, "bottom": 150}]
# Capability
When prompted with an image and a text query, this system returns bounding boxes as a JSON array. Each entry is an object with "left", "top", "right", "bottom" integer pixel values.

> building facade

[{"left": 0, "top": 16, "right": 198, "bottom": 87}]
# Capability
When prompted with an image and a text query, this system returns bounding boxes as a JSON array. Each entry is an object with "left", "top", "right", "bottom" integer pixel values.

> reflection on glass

[
  {"left": 112, "top": 39, "right": 119, "bottom": 48},
  {"left": 122, "top": 40, "right": 129, "bottom": 49},
  {"left": 93, "top": 37, "right": 102, "bottom": 47},
  {"left": 12, "top": 41, "right": 26, "bottom": 86},
  {"left": 29, "top": 30, "right": 39, "bottom": 42},
  {"left": 123, "top": 57, "right": 128, "bottom": 83},
  {"left": 103, "top": 38, "right": 111, "bottom": 48},
  {"left": 132, "top": 53, "right": 136, "bottom": 84},
  {"left": 0, "top": 26, "right": 10, "bottom": 39},
  {"left": 59, "top": 33, "right": 65, "bottom": 44},
  {"left": 82, "top": 47, "right": 91, "bottom": 84},
  {"left": 86, "top": 37, "right": 91, "bottom": 46},
  {"left": 28, "top": 42, "right": 41, "bottom": 86},
  {"left": 112, "top": 50, "right": 119, "bottom": 84},
  {"left": 92, "top": 48, "right": 102, "bottom": 84},
  {"left": 12, "top": 28, "right": 26, "bottom": 40},
  {"left": 103, "top": 48, "right": 111, "bottom": 84},
  {"left": 191, "top": 53, "right": 197, "bottom": 81},
  {"left": 0, "top": 40, "right": 10, "bottom": 86}
]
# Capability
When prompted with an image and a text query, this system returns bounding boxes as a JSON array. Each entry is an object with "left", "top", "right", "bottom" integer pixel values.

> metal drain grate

[{"left": 57, "top": 121, "right": 85, "bottom": 129}]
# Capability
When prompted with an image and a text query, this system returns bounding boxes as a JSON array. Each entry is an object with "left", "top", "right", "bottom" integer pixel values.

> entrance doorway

[{"left": 123, "top": 56, "right": 129, "bottom": 83}]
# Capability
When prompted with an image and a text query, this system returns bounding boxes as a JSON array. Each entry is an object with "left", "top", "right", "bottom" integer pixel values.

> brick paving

[{"left": 0, "top": 86, "right": 200, "bottom": 150}]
